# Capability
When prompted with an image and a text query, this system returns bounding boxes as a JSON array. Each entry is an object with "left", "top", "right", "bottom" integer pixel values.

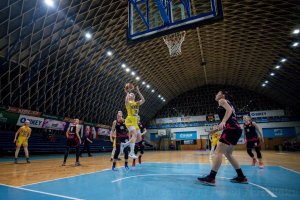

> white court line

[
  {"left": 111, "top": 173, "right": 199, "bottom": 183},
  {"left": 20, "top": 168, "right": 110, "bottom": 187},
  {"left": 0, "top": 183, "right": 84, "bottom": 200},
  {"left": 112, "top": 174, "right": 277, "bottom": 198},
  {"left": 219, "top": 177, "right": 277, "bottom": 198},
  {"left": 279, "top": 166, "right": 300, "bottom": 174}
]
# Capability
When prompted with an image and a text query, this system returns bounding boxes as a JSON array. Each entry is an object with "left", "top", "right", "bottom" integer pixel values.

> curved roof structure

[{"left": 0, "top": 0, "right": 299, "bottom": 124}]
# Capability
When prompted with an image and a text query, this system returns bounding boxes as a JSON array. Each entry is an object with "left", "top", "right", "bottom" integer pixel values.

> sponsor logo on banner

[
  {"left": 96, "top": 124, "right": 110, "bottom": 129},
  {"left": 7, "top": 106, "right": 42, "bottom": 117},
  {"left": 97, "top": 128, "right": 110, "bottom": 136},
  {"left": 158, "top": 129, "right": 167, "bottom": 136},
  {"left": 250, "top": 110, "right": 284, "bottom": 118},
  {"left": 262, "top": 127, "right": 295, "bottom": 138},
  {"left": 17, "top": 115, "right": 44, "bottom": 128},
  {"left": 175, "top": 131, "right": 197, "bottom": 140},
  {"left": 42, "top": 119, "right": 67, "bottom": 130}
]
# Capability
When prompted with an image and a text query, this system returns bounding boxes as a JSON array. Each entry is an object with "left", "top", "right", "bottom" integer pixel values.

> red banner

[
  {"left": 7, "top": 106, "right": 42, "bottom": 117},
  {"left": 96, "top": 124, "right": 110, "bottom": 129},
  {"left": 63, "top": 117, "right": 84, "bottom": 124}
]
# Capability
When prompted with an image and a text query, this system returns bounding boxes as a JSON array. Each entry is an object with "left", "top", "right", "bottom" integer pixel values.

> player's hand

[
  {"left": 261, "top": 138, "right": 264, "bottom": 143},
  {"left": 136, "top": 86, "right": 140, "bottom": 92},
  {"left": 79, "top": 140, "right": 82, "bottom": 144},
  {"left": 218, "top": 122, "right": 226, "bottom": 130},
  {"left": 13, "top": 139, "right": 16, "bottom": 143}
]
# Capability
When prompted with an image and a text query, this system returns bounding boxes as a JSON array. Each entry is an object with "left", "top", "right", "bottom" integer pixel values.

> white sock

[{"left": 129, "top": 143, "right": 135, "bottom": 154}]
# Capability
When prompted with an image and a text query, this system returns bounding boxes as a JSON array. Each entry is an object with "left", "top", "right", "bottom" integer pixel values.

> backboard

[{"left": 128, "top": 0, "right": 223, "bottom": 42}]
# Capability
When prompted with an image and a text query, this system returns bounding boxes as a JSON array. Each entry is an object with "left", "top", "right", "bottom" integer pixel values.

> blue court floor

[{"left": 1, "top": 163, "right": 300, "bottom": 200}]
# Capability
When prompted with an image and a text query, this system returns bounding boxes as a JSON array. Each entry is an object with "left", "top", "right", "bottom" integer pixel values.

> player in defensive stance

[
  {"left": 243, "top": 115, "right": 264, "bottom": 168},
  {"left": 111, "top": 111, "right": 130, "bottom": 170},
  {"left": 14, "top": 120, "right": 31, "bottom": 164},
  {"left": 198, "top": 90, "right": 248, "bottom": 186}
]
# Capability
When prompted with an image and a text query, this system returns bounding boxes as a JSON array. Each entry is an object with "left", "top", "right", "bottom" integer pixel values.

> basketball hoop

[{"left": 163, "top": 31, "right": 186, "bottom": 57}]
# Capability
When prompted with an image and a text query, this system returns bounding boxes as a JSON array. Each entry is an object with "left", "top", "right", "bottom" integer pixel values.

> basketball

[{"left": 124, "top": 83, "right": 134, "bottom": 92}]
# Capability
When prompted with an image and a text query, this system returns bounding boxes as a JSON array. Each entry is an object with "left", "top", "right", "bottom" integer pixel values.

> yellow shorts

[
  {"left": 125, "top": 116, "right": 139, "bottom": 131},
  {"left": 211, "top": 138, "right": 219, "bottom": 146},
  {"left": 16, "top": 136, "right": 28, "bottom": 147}
]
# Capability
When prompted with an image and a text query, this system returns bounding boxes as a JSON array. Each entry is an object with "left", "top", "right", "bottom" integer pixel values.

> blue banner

[
  {"left": 262, "top": 127, "right": 296, "bottom": 138},
  {"left": 175, "top": 131, "right": 197, "bottom": 140},
  {"left": 150, "top": 133, "right": 160, "bottom": 141}
]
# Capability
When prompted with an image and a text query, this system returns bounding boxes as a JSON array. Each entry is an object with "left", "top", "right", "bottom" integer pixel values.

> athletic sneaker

[
  {"left": 197, "top": 176, "right": 216, "bottom": 186},
  {"left": 75, "top": 162, "right": 81, "bottom": 167},
  {"left": 230, "top": 176, "right": 248, "bottom": 184},
  {"left": 14, "top": 158, "right": 18, "bottom": 164},
  {"left": 258, "top": 161, "right": 264, "bottom": 168},
  {"left": 252, "top": 158, "right": 257, "bottom": 166},
  {"left": 125, "top": 165, "right": 130, "bottom": 170},
  {"left": 129, "top": 152, "right": 138, "bottom": 159},
  {"left": 61, "top": 162, "right": 66, "bottom": 166},
  {"left": 138, "top": 155, "right": 142, "bottom": 164},
  {"left": 112, "top": 166, "right": 117, "bottom": 171},
  {"left": 26, "top": 158, "right": 30, "bottom": 163}
]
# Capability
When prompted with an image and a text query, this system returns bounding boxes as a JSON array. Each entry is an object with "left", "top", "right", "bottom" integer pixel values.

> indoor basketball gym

[{"left": 0, "top": 0, "right": 300, "bottom": 199}]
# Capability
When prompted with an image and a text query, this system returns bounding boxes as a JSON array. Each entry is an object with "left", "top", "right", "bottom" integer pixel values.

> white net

[{"left": 163, "top": 31, "right": 186, "bottom": 57}]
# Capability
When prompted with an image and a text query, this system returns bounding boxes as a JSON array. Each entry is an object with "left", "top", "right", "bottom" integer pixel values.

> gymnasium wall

[{"left": 146, "top": 121, "right": 300, "bottom": 150}]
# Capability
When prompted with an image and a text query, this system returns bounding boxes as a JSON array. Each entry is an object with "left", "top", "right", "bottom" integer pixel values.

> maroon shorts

[
  {"left": 219, "top": 128, "right": 242, "bottom": 145},
  {"left": 66, "top": 138, "right": 79, "bottom": 147}
]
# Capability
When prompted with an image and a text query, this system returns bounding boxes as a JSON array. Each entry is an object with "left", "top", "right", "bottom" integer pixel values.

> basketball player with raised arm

[{"left": 121, "top": 84, "right": 145, "bottom": 159}]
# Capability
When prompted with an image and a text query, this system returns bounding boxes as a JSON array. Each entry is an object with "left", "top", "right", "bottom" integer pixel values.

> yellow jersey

[
  {"left": 211, "top": 131, "right": 221, "bottom": 146},
  {"left": 126, "top": 101, "right": 140, "bottom": 116},
  {"left": 19, "top": 126, "right": 31, "bottom": 137}
]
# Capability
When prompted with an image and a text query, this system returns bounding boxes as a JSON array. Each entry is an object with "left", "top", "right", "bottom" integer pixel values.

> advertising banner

[
  {"left": 97, "top": 128, "right": 110, "bottom": 136},
  {"left": 262, "top": 127, "right": 296, "bottom": 138},
  {"left": 17, "top": 115, "right": 44, "bottom": 128},
  {"left": 7, "top": 106, "right": 42, "bottom": 117},
  {"left": 250, "top": 110, "right": 284, "bottom": 118},
  {"left": 42, "top": 119, "right": 67, "bottom": 130},
  {"left": 175, "top": 131, "right": 197, "bottom": 140}
]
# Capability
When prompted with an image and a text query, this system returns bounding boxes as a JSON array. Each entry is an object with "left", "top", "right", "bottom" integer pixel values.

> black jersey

[
  {"left": 244, "top": 122, "right": 258, "bottom": 141},
  {"left": 68, "top": 124, "right": 78, "bottom": 139},
  {"left": 217, "top": 100, "right": 240, "bottom": 130},
  {"left": 115, "top": 119, "right": 128, "bottom": 138}
]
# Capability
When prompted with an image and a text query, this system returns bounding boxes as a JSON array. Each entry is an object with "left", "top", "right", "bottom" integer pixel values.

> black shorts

[
  {"left": 219, "top": 128, "right": 242, "bottom": 145},
  {"left": 116, "top": 137, "right": 129, "bottom": 144},
  {"left": 246, "top": 140, "right": 260, "bottom": 149},
  {"left": 66, "top": 138, "right": 79, "bottom": 147}
]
